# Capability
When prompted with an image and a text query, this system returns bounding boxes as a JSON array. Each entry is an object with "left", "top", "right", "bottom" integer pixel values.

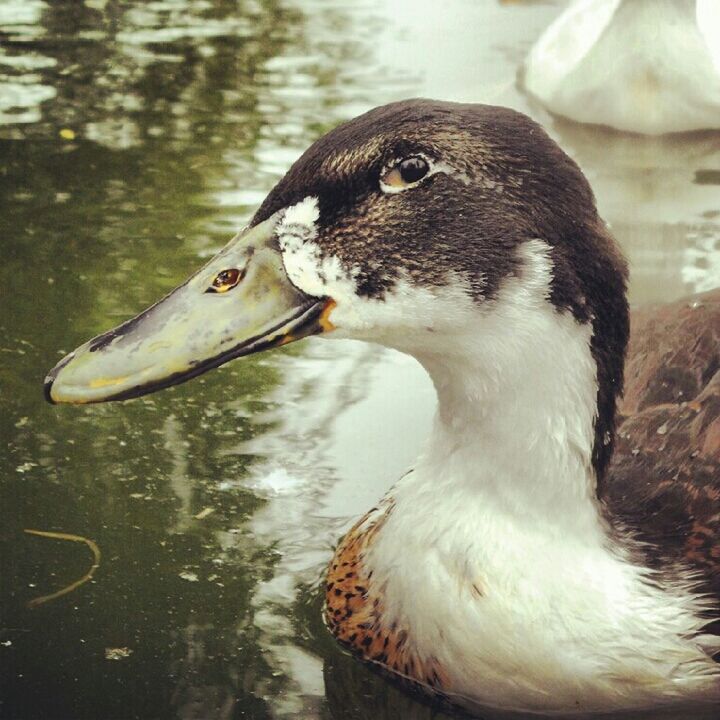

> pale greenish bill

[{"left": 44, "top": 213, "right": 336, "bottom": 404}]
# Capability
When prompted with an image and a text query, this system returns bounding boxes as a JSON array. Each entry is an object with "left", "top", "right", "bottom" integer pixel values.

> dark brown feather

[{"left": 604, "top": 288, "right": 720, "bottom": 609}]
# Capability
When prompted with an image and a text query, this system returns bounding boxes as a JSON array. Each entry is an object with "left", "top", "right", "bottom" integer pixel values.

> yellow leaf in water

[
  {"left": 59, "top": 128, "right": 76, "bottom": 140},
  {"left": 194, "top": 507, "right": 215, "bottom": 520},
  {"left": 105, "top": 647, "right": 133, "bottom": 661}
]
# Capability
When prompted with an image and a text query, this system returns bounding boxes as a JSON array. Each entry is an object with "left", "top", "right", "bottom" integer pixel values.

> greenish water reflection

[
  {"left": 0, "top": 1, "right": 434, "bottom": 719},
  {"left": 2, "top": 1, "right": 719, "bottom": 719}
]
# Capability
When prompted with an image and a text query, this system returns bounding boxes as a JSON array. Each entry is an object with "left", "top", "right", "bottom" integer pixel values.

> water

[{"left": 1, "top": 1, "right": 719, "bottom": 719}]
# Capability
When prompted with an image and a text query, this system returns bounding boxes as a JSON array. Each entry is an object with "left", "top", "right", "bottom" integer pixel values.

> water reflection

[
  {"left": 1, "top": 1, "right": 313, "bottom": 718},
  {"left": 1, "top": 1, "right": 720, "bottom": 719},
  {"left": 547, "top": 118, "right": 720, "bottom": 303},
  {"left": 0, "top": 1, "right": 56, "bottom": 124}
]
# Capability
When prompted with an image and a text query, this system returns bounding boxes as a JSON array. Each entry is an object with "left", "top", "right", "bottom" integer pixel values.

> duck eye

[
  {"left": 380, "top": 156, "right": 430, "bottom": 190},
  {"left": 206, "top": 268, "right": 244, "bottom": 294},
  {"left": 399, "top": 157, "right": 429, "bottom": 183}
]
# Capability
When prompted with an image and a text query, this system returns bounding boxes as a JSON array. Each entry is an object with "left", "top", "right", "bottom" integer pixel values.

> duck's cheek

[
  {"left": 277, "top": 240, "right": 367, "bottom": 336},
  {"left": 314, "top": 283, "right": 425, "bottom": 347},
  {"left": 337, "top": 280, "right": 480, "bottom": 353}
]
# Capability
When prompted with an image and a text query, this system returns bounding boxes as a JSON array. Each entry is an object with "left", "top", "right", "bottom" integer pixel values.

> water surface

[{"left": 1, "top": 1, "right": 719, "bottom": 719}]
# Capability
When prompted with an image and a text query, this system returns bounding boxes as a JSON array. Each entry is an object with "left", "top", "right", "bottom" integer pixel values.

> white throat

[{"left": 414, "top": 245, "right": 601, "bottom": 539}]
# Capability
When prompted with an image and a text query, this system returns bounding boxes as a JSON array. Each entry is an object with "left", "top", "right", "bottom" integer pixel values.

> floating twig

[{"left": 24, "top": 529, "right": 101, "bottom": 608}]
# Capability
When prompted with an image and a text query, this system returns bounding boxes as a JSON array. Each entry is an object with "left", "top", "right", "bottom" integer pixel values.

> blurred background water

[{"left": 1, "top": 1, "right": 719, "bottom": 719}]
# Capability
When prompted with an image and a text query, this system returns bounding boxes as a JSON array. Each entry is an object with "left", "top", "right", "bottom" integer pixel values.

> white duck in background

[{"left": 524, "top": 0, "right": 720, "bottom": 135}]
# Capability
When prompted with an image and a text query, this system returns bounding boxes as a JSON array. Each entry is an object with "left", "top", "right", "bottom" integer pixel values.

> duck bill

[{"left": 44, "top": 214, "right": 335, "bottom": 405}]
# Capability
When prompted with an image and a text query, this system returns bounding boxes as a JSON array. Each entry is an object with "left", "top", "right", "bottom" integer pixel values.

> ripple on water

[
  {"left": 0, "top": 0, "right": 47, "bottom": 27},
  {"left": 683, "top": 226, "right": 720, "bottom": 294},
  {"left": 0, "top": 2, "right": 56, "bottom": 124},
  {"left": 4, "top": 1, "right": 720, "bottom": 719}
]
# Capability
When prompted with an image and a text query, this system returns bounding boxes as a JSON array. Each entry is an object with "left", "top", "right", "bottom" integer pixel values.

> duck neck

[{"left": 409, "top": 300, "right": 605, "bottom": 540}]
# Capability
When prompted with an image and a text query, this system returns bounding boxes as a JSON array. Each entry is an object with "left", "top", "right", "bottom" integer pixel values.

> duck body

[
  {"left": 44, "top": 99, "right": 720, "bottom": 716},
  {"left": 524, "top": 0, "right": 720, "bottom": 135},
  {"left": 325, "top": 287, "right": 720, "bottom": 716}
]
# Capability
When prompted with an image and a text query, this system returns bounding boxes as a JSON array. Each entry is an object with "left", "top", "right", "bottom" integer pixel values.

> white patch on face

[
  {"left": 434, "top": 160, "right": 471, "bottom": 186},
  {"left": 278, "top": 195, "right": 320, "bottom": 229},
  {"left": 276, "top": 196, "right": 364, "bottom": 329},
  {"left": 275, "top": 196, "right": 350, "bottom": 301}
]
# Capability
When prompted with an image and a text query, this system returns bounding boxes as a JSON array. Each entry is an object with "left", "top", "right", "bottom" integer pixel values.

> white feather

[
  {"left": 276, "top": 196, "right": 362, "bottom": 313},
  {"left": 524, "top": 0, "right": 622, "bottom": 101},
  {"left": 524, "top": 0, "right": 720, "bottom": 135},
  {"left": 698, "top": 0, "right": 720, "bottom": 73}
]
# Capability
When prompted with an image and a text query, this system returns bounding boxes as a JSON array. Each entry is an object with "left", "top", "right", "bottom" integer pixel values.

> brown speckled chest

[{"left": 323, "top": 500, "right": 450, "bottom": 694}]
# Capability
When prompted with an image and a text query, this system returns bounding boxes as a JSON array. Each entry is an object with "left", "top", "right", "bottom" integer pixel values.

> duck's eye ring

[
  {"left": 381, "top": 156, "right": 430, "bottom": 190},
  {"left": 206, "top": 267, "right": 244, "bottom": 294}
]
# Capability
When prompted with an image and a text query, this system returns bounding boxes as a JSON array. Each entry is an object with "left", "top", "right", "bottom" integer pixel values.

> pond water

[{"left": 1, "top": 1, "right": 719, "bottom": 719}]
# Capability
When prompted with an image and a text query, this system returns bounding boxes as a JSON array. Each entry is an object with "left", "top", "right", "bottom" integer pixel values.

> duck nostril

[{"left": 206, "top": 267, "right": 245, "bottom": 294}]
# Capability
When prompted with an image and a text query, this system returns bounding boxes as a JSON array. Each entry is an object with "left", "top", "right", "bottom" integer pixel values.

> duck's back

[{"left": 604, "top": 288, "right": 720, "bottom": 611}]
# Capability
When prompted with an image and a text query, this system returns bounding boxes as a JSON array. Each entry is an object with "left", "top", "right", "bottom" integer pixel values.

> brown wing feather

[{"left": 603, "top": 288, "right": 720, "bottom": 603}]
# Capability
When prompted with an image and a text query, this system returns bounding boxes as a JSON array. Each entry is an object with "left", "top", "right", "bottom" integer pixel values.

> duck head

[{"left": 45, "top": 99, "right": 628, "bottom": 478}]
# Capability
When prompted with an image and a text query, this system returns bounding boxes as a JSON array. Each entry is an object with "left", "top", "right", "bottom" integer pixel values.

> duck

[
  {"left": 44, "top": 99, "right": 720, "bottom": 717},
  {"left": 523, "top": 0, "right": 720, "bottom": 135}
]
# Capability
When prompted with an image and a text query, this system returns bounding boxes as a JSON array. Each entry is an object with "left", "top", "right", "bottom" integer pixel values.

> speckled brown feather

[
  {"left": 604, "top": 288, "right": 720, "bottom": 608},
  {"left": 324, "top": 498, "right": 450, "bottom": 695}
]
